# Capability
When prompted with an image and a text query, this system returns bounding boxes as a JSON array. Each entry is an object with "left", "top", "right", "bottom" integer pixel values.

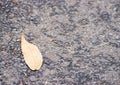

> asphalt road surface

[{"left": 0, "top": 0, "right": 120, "bottom": 85}]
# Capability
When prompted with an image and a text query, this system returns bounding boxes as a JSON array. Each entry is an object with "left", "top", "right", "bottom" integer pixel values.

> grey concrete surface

[{"left": 0, "top": 0, "right": 120, "bottom": 85}]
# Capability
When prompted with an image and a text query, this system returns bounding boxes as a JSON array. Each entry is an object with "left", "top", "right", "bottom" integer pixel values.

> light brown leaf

[{"left": 21, "top": 33, "right": 43, "bottom": 70}]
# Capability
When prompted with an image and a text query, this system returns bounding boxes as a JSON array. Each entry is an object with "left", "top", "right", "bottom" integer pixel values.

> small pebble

[{"left": 30, "top": 76, "right": 36, "bottom": 82}]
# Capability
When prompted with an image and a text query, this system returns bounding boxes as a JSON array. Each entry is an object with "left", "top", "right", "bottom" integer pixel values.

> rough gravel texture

[{"left": 0, "top": 0, "right": 120, "bottom": 85}]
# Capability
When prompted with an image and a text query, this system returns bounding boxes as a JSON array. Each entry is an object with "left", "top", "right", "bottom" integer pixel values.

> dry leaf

[{"left": 21, "top": 33, "right": 43, "bottom": 70}]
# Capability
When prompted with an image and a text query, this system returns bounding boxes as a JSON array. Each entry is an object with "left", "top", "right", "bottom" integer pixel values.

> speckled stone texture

[{"left": 0, "top": 0, "right": 120, "bottom": 85}]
